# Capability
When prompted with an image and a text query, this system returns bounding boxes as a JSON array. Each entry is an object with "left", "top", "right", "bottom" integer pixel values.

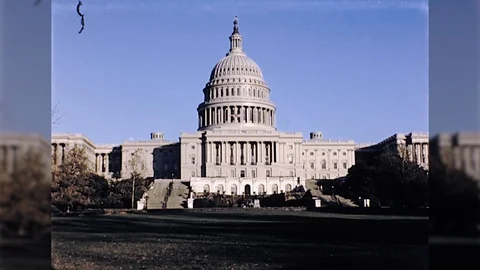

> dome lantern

[{"left": 228, "top": 16, "right": 243, "bottom": 56}]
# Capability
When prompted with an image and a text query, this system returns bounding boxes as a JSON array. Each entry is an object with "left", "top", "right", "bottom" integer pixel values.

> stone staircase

[
  {"left": 146, "top": 180, "right": 170, "bottom": 210},
  {"left": 166, "top": 182, "right": 189, "bottom": 209}
]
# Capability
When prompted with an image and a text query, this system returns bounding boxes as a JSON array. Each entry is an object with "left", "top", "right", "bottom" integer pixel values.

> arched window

[
  {"left": 258, "top": 184, "right": 265, "bottom": 195},
  {"left": 285, "top": 184, "right": 292, "bottom": 192},
  {"left": 272, "top": 184, "right": 279, "bottom": 194},
  {"left": 216, "top": 184, "right": 224, "bottom": 194},
  {"left": 231, "top": 184, "right": 237, "bottom": 195},
  {"left": 203, "top": 184, "right": 210, "bottom": 193}
]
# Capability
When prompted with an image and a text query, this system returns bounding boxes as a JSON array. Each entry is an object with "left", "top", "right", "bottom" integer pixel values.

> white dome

[
  {"left": 209, "top": 53, "right": 264, "bottom": 81},
  {"left": 197, "top": 17, "right": 277, "bottom": 132}
]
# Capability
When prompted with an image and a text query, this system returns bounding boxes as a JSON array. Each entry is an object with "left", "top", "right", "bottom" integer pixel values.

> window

[
  {"left": 343, "top": 162, "right": 347, "bottom": 169},
  {"left": 191, "top": 156, "right": 195, "bottom": 164},
  {"left": 289, "top": 145, "right": 293, "bottom": 149},
  {"left": 310, "top": 152, "right": 314, "bottom": 156},
  {"left": 333, "top": 152, "right": 337, "bottom": 156},
  {"left": 240, "top": 170, "right": 246, "bottom": 177},
  {"left": 333, "top": 162, "right": 338, "bottom": 169},
  {"left": 343, "top": 152, "right": 346, "bottom": 156},
  {"left": 311, "top": 175, "right": 315, "bottom": 180},
  {"left": 251, "top": 170, "right": 256, "bottom": 178},
  {"left": 322, "top": 152, "right": 326, "bottom": 156},
  {"left": 231, "top": 170, "right": 235, "bottom": 177},
  {"left": 191, "top": 145, "right": 195, "bottom": 149},
  {"left": 191, "top": 171, "right": 196, "bottom": 177},
  {"left": 288, "top": 155, "right": 293, "bottom": 164},
  {"left": 266, "top": 170, "right": 271, "bottom": 177},
  {"left": 321, "top": 160, "right": 326, "bottom": 169},
  {"left": 310, "top": 162, "right": 314, "bottom": 169},
  {"left": 289, "top": 170, "right": 294, "bottom": 177}
]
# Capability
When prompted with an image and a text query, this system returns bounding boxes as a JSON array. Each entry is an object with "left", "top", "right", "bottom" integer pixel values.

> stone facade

[
  {"left": 51, "top": 18, "right": 428, "bottom": 195},
  {"left": 354, "top": 132, "right": 429, "bottom": 169},
  {"left": 0, "top": 133, "right": 50, "bottom": 175},
  {"left": 430, "top": 132, "right": 480, "bottom": 181}
]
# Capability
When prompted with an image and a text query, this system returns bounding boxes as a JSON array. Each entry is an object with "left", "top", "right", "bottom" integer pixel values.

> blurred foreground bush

[{"left": 0, "top": 148, "right": 50, "bottom": 238}]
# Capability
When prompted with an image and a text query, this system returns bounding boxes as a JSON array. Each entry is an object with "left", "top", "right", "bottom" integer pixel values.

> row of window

[
  {"left": 203, "top": 183, "right": 292, "bottom": 195},
  {"left": 309, "top": 161, "right": 348, "bottom": 170},
  {"left": 210, "top": 76, "right": 262, "bottom": 85},
  {"left": 206, "top": 86, "right": 269, "bottom": 100}
]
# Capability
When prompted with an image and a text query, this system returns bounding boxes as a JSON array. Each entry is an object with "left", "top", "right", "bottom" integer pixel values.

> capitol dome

[{"left": 197, "top": 17, "right": 277, "bottom": 132}]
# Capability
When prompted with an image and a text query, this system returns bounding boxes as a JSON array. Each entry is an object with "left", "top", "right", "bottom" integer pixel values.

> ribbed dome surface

[{"left": 209, "top": 53, "right": 264, "bottom": 81}]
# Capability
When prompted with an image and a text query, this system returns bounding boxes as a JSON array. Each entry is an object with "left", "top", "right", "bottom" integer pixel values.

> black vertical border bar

[
  {"left": 430, "top": 0, "right": 480, "bottom": 268},
  {"left": 0, "top": 0, "right": 52, "bottom": 269}
]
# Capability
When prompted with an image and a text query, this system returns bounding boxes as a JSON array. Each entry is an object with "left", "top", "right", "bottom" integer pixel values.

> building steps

[
  {"left": 146, "top": 180, "right": 170, "bottom": 210},
  {"left": 166, "top": 181, "right": 189, "bottom": 209}
]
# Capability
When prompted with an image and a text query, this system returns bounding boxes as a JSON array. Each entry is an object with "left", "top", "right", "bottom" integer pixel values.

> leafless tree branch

[{"left": 51, "top": 102, "right": 63, "bottom": 127}]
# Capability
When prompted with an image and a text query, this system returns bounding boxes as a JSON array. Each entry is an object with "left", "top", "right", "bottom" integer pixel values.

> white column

[
  {"left": 237, "top": 142, "right": 241, "bottom": 165},
  {"left": 351, "top": 149, "right": 355, "bottom": 166},
  {"left": 416, "top": 143, "right": 421, "bottom": 165},
  {"left": 258, "top": 142, "right": 263, "bottom": 164},
  {"left": 246, "top": 142, "right": 251, "bottom": 164},
  {"left": 422, "top": 143, "right": 428, "bottom": 166},
  {"left": 105, "top": 154, "right": 110, "bottom": 173}
]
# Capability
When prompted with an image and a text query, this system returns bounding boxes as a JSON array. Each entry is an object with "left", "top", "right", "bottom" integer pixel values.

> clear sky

[{"left": 52, "top": 0, "right": 428, "bottom": 144}]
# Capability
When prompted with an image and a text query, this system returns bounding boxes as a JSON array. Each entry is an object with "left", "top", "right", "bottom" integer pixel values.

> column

[
  {"left": 222, "top": 142, "right": 227, "bottom": 164},
  {"left": 253, "top": 142, "right": 257, "bottom": 164},
  {"left": 246, "top": 142, "right": 251, "bottom": 164},
  {"left": 105, "top": 154, "right": 110, "bottom": 173},
  {"left": 258, "top": 142, "right": 263, "bottom": 164},
  {"left": 242, "top": 142, "right": 246, "bottom": 164},
  {"left": 237, "top": 142, "right": 242, "bottom": 165},
  {"left": 220, "top": 107, "right": 224, "bottom": 124},
  {"left": 407, "top": 144, "right": 413, "bottom": 161},
  {"left": 416, "top": 143, "right": 421, "bottom": 165},
  {"left": 246, "top": 107, "right": 250, "bottom": 123},
  {"left": 350, "top": 150, "right": 355, "bottom": 166},
  {"left": 94, "top": 154, "right": 98, "bottom": 172},
  {"left": 56, "top": 144, "right": 62, "bottom": 165},
  {"left": 422, "top": 143, "right": 428, "bottom": 165},
  {"left": 267, "top": 143, "right": 271, "bottom": 164}
]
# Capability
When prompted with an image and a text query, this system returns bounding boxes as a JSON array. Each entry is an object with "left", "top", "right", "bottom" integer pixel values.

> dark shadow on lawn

[{"left": 52, "top": 212, "right": 428, "bottom": 269}]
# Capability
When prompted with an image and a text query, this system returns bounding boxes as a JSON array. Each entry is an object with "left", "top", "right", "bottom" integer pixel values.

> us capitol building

[{"left": 51, "top": 18, "right": 430, "bottom": 195}]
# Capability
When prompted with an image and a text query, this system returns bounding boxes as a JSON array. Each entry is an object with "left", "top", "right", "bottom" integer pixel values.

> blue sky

[{"left": 52, "top": 0, "right": 428, "bottom": 144}]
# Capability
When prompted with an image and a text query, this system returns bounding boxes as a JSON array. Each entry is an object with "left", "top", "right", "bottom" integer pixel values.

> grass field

[{"left": 52, "top": 210, "right": 428, "bottom": 270}]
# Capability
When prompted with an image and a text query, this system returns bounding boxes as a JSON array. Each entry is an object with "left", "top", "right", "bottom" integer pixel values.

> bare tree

[
  {"left": 126, "top": 148, "right": 147, "bottom": 209},
  {"left": 51, "top": 102, "right": 63, "bottom": 127}
]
